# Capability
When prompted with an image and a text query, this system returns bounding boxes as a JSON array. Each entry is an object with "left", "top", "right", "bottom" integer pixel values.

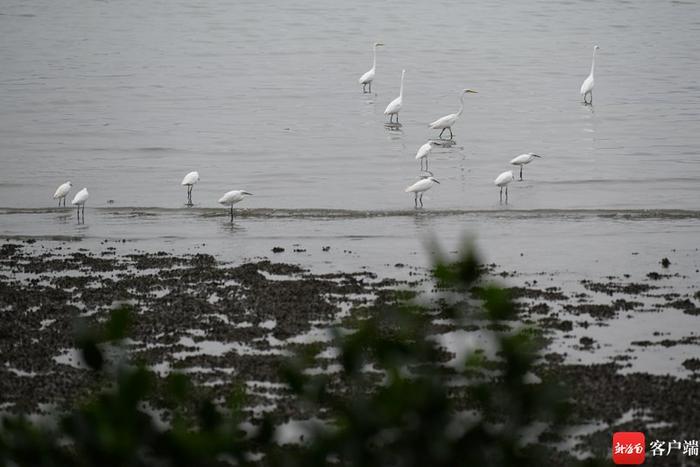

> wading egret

[
  {"left": 218, "top": 190, "right": 253, "bottom": 222},
  {"left": 53, "top": 181, "right": 72, "bottom": 207},
  {"left": 494, "top": 171, "right": 514, "bottom": 203},
  {"left": 509, "top": 153, "right": 541, "bottom": 180},
  {"left": 358, "top": 42, "right": 384, "bottom": 93},
  {"left": 71, "top": 188, "right": 89, "bottom": 221},
  {"left": 415, "top": 141, "right": 433, "bottom": 171},
  {"left": 384, "top": 69, "right": 405, "bottom": 123},
  {"left": 429, "top": 89, "right": 478, "bottom": 139},
  {"left": 181, "top": 171, "right": 199, "bottom": 206},
  {"left": 580, "top": 45, "right": 600, "bottom": 104},
  {"left": 405, "top": 176, "right": 440, "bottom": 208}
]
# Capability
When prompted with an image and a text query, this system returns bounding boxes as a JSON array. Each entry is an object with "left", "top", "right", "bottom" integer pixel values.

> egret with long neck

[
  {"left": 429, "top": 89, "right": 477, "bottom": 139},
  {"left": 580, "top": 45, "right": 599, "bottom": 104},
  {"left": 384, "top": 69, "right": 405, "bottom": 123},
  {"left": 358, "top": 42, "right": 383, "bottom": 93}
]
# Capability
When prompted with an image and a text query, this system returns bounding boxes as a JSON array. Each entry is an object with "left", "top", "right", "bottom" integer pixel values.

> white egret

[
  {"left": 509, "top": 153, "right": 542, "bottom": 180},
  {"left": 181, "top": 171, "right": 199, "bottom": 206},
  {"left": 415, "top": 141, "right": 433, "bottom": 171},
  {"left": 429, "top": 89, "right": 478, "bottom": 139},
  {"left": 71, "top": 188, "right": 89, "bottom": 221},
  {"left": 405, "top": 176, "right": 440, "bottom": 208},
  {"left": 218, "top": 190, "right": 253, "bottom": 222},
  {"left": 358, "top": 42, "right": 384, "bottom": 93},
  {"left": 384, "top": 69, "right": 405, "bottom": 123},
  {"left": 580, "top": 45, "right": 600, "bottom": 104},
  {"left": 53, "top": 181, "right": 72, "bottom": 207},
  {"left": 494, "top": 171, "right": 514, "bottom": 203}
]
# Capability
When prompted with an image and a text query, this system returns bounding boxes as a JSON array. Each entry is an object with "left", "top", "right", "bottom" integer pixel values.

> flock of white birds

[
  {"left": 51, "top": 44, "right": 600, "bottom": 220},
  {"left": 362, "top": 42, "right": 599, "bottom": 207}
]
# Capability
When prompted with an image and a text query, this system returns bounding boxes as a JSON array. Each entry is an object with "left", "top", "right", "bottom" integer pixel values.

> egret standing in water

[
  {"left": 580, "top": 45, "right": 600, "bottom": 104},
  {"left": 509, "top": 153, "right": 542, "bottom": 180},
  {"left": 53, "top": 181, "right": 72, "bottom": 207},
  {"left": 405, "top": 176, "right": 440, "bottom": 208},
  {"left": 384, "top": 69, "right": 405, "bottom": 123},
  {"left": 429, "top": 89, "right": 478, "bottom": 139},
  {"left": 71, "top": 188, "right": 89, "bottom": 221},
  {"left": 358, "top": 42, "right": 383, "bottom": 93},
  {"left": 415, "top": 141, "right": 433, "bottom": 171},
  {"left": 494, "top": 171, "right": 514, "bottom": 203},
  {"left": 218, "top": 190, "right": 253, "bottom": 222},
  {"left": 181, "top": 171, "right": 199, "bottom": 206}
]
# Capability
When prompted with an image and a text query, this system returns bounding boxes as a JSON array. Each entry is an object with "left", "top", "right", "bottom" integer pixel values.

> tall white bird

[
  {"left": 53, "top": 181, "right": 72, "bottom": 207},
  {"left": 384, "top": 69, "right": 405, "bottom": 123},
  {"left": 358, "top": 42, "right": 383, "bottom": 93},
  {"left": 181, "top": 171, "right": 199, "bottom": 206},
  {"left": 580, "top": 45, "right": 600, "bottom": 104},
  {"left": 405, "top": 176, "right": 440, "bottom": 208},
  {"left": 218, "top": 190, "right": 253, "bottom": 222},
  {"left": 429, "top": 89, "right": 478, "bottom": 139},
  {"left": 494, "top": 171, "right": 514, "bottom": 203},
  {"left": 415, "top": 141, "right": 433, "bottom": 171},
  {"left": 71, "top": 187, "right": 89, "bottom": 221},
  {"left": 509, "top": 153, "right": 542, "bottom": 180}
]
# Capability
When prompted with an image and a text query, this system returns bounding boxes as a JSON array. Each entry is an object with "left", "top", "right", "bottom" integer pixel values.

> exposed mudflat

[{"left": 1, "top": 240, "right": 699, "bottom": 463}]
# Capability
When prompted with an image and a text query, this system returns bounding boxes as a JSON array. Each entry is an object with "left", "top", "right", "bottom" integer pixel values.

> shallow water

[{"left": 1, "top": 0, "right": 699, "bottom": 214}]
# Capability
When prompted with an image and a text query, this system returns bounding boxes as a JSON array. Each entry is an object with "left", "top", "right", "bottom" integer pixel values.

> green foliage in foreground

[{"left": 0, "top": 249, "right": 605, "bottom": 466}]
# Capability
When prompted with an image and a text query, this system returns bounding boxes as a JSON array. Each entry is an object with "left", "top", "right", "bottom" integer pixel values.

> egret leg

[
  {"left": 369, "top": 81, "right": 372, "bottom": 93},
  {"left": 448, "top": 127, "right": 453, "bottom": 139},
  {"left": 396, "top": 114, "right": 399, "bottom": 124},
  {"left": 505, "top": 187, "right": 509, "bottom": 204},
  {"left": 499, "top": 187, "right": 503, "bottom": 203},
  {"left": 58, "top": 199, "right": 60, "bottom": 207},
  {"left": 63, "top": 198, "right": 66, "bottom": 207},
  {"left": 426, "top": 157, "right": 429, "bottom": 171},
  {"left": 230, "top": 205, "right": 234, "bottom": 223},
  {"left": 519, "top": 166, "right": 523, "bottom": 181},
  {"left": 414, "top": 193, "right": 418, "bottom": 208},
  {"left": 439, "top": 128, "right": 446, "bottom": 139},
  {"left": 419, "top": 193, "right": 424, "bottom": 208}
]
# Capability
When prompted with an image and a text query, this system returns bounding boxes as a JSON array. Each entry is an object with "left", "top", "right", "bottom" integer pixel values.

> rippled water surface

[{"left": 1, "top": 0, "right": 699, "bottom": 214}]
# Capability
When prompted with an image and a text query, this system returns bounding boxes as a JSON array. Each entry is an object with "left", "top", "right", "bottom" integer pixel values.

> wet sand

[{"left": 1, "top": 240, "right": 699, "bottom": 461}]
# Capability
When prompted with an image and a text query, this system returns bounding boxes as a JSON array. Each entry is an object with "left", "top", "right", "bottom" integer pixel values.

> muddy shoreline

[{"left": 1, "top": 240, "right": 699, "bottom": 462}]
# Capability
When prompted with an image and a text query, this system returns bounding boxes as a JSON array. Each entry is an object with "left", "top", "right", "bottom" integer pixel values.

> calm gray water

[{"left": 1, "top": 0, "right": 699, "bottom": 212}]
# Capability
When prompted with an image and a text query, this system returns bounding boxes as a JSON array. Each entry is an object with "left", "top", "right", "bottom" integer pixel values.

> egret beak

[
  {"left": 433, "top": 179, "right": 440, "bottom": 184},
  {"left": 376, "top": 43, "right": 384, "bottom": 47},
  {"left": 465, "top": 89, "right": 478, "bottom": 94},
  {"left": 243, "top": 191, "right": 253, "bottom": 195},
  {"left": 532, "top": 154, "right": 542, "bottom": 158}
]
